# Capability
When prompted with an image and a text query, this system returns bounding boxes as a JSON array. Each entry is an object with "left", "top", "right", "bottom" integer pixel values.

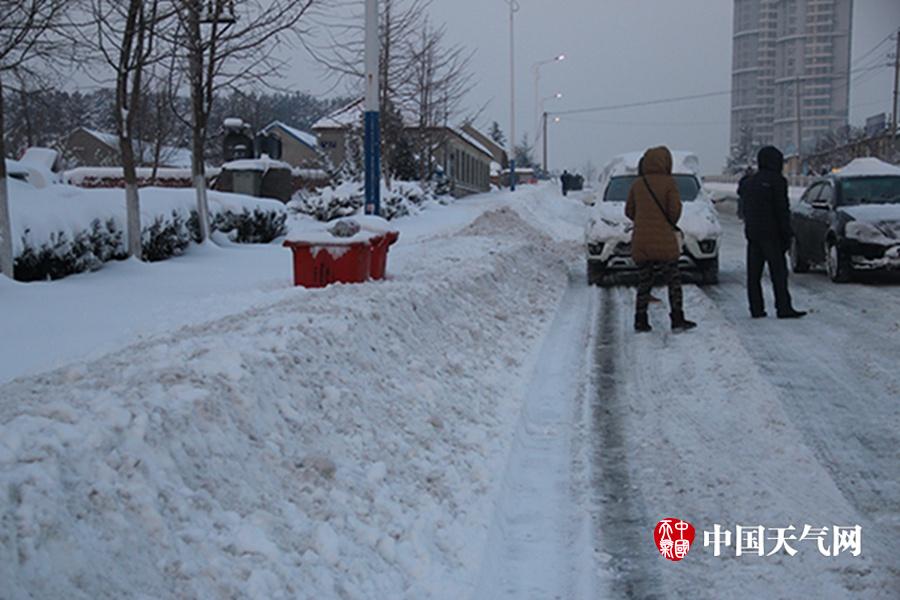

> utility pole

[
  {"left": 506, "top": 0, "right": 519, "bottom": 191},
  {"left": 364, "top": 0, "right": 381, "bottom": 215},
  {"left": 0, "top": 76, "right": 12, "bottom": 279},
  {"left": 542, "top": 112, "right": 548, "bottom": 172},
  {"left": 892, "top": 28, "right": 900, "bottom": 142},
  {"left": 795, "top": 75, "right": 802, "bottom": 173}
]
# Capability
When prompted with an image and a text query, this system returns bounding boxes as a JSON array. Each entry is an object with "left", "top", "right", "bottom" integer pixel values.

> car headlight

[
  {"left": 845, "top": 221, "right": 889, "bottom": 244},
  {"left": 588, "top": 242, "right": 605, "bottom": 256},
  {"left": 698, "top": 239, "right": 717, "bottom": 254}
]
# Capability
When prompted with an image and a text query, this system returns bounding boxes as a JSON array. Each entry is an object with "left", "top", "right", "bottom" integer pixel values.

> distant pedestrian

[
  {"left": 561, "top": 170, "right": 570, "bottom": 196},
  {"left": 739, "top": 146, "right": 807, "bottom": 319},
  {"left": 625, "top": 146, "right": 697, "bottom": 333}
]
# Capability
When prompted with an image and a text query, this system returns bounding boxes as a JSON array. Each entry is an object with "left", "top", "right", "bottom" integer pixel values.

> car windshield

[
  {"left": 838, "top": 177, "right": 900, "bottom": 206},
  {"left": 604, "top": 175, "right": 700, "bottom": 202}
]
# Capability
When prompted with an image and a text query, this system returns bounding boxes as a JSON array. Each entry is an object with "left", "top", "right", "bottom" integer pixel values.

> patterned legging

[{"left": 636, "top": 261, "right": 683, "bottom": 314}]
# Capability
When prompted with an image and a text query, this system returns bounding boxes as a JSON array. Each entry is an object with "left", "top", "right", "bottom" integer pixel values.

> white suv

[{"left": 585, "top": 151, "right": 722, "bottom": 285}]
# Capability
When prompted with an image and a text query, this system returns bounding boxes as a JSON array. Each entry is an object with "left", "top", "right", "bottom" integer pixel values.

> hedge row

[{"left": 14, "top": 207, "right": 286, "bottom": 282}]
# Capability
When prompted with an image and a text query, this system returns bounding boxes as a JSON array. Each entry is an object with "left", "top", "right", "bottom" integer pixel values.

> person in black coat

[
  {"left": 561, "top": 170, "right": 570, "bottom": 196},
  {"left": 739, "top": 146, "right": 807, "bottom": 319}
]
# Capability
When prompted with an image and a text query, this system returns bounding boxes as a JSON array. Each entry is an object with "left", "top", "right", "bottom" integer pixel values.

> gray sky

[{"left": 289, "top": 0, "right": 900, "bottom": 174}]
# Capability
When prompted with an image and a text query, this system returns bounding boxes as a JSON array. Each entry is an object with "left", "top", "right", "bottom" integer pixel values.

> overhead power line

[
  {"left": 549, "top": 90, "right": 733, "bottom": 117},
  {"left": 549, "top": 65, "right": 891, "bottom": 119}
]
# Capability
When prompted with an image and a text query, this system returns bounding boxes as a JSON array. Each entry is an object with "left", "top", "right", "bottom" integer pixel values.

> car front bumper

[
  {"left": 849, "top": 244, "right": 900, "bottom": 271},
  {"left": 586, "top": 237, "right": 719, "bottom": 271}
]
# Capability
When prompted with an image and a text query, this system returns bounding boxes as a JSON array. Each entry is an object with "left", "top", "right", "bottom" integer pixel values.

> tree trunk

[
  {"left": 0, "top": 74, "right": 15, "bottom": 279},
  {"left": 188, "top": 9, "right": 210, "bottom": 242}
]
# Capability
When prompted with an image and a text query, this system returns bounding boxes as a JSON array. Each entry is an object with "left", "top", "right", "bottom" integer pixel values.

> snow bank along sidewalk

[{"left": 0, "top": 198, "right": 583, "bottom": 598}]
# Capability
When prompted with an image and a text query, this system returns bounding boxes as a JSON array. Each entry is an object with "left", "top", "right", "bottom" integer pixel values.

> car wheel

[
  {"left": 825, "top": 240, "right": 851, "bottom": 283},
  {"left": 790, "top": 238, "right": 810, "bottom": 273},
  {"left": 697, "top": 256, "right": 719, "bottom": 285},
  {"left": 587, "top": 261, "right": 610, "bottom": 286}
]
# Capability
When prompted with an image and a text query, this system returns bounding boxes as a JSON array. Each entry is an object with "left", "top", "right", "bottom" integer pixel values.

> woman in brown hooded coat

[{"left": 625, "top": 146, "right": 697, "bottom": 332}]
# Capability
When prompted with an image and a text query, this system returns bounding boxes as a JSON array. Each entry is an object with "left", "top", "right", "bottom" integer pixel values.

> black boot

[
  {"left": 634, "top": 312, "right": 652, "bottom": 333},
  {"left": 670, "top": 310, "right": 697, "bottom": 332},
  {"left": 777, "top": 309, "right": 807, "bottom": 319}
]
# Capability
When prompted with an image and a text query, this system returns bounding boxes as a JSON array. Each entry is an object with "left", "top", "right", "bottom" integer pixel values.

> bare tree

[
  {"left": 307, "top": 0, "right": 438, "bottom": 179},
  {"left": 0, "top": 0, "right": 68, "bottom": 278},
  {"left": 402, "top": 19, "right": 476, "bottom": 182},
  {"left": 88, "top": 0, "right": 168, "bottom": 259},
  {"left": 167, "top": 0, "right": 316, "bottom": 242}
]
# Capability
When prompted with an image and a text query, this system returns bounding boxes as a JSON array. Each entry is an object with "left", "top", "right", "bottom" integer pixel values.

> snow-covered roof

[
  {"left": 833, "top": 157, "right": 900, "bottom": 178},
  {"left": 313, "top": 99, "right": 422, "bottom": 130},
  {"left": 77, "top": 128, "right": 193, "bottom": 168},
  {"left": 222, "top": 155, "right": 292, "bottom": 172},
  {"left": 312, "top": 99, "right": 365, "bottom": 130},
  {"left": 454, "top": 129, "right": 494, "bottom": 159},
  {"left": 82, "top": 127, "right": 120, "bottom": 148},
  {"left": 262, "top": 121, "right": 318, "bottom": 149}
]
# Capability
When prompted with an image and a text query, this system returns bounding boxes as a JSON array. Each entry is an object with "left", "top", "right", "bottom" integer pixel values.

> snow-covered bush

[
  {"left": 212, "top": 207, "right": 287, "bottom": 243},
  {"left": 15, "top": 218, "right": 125, "bottom": 281},
  {"left": 12, "top": 203, "right": 287, "bottom": 281},
  {"left": 291, "top": 179, "right": 448, "bottom": 222},
  {"left": 288, "top": 181, "right": 365, "bottom": 221},
  {"left": 142, "top": 211, "right": 194, "bottom": 262}
]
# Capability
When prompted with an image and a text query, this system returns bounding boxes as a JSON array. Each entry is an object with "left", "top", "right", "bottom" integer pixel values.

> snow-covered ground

[
  {"left": 0, "top": 184, "right": 590, "bottom": 599},
  {"left": 2, "top": 182, "right": 898, "bottom": 598}
]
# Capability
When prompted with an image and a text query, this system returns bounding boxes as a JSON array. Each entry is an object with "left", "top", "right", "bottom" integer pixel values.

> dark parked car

[{"left": 790, "top": 159, "right": 900, "bottom": 282}]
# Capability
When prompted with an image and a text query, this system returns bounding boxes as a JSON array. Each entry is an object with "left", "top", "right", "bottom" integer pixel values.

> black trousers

[
  {"left": 636, "top": 261, "right": 682, "bottom": 315},
  {"left": 747, "top": 239, "right": 793, "bottom": 316}
]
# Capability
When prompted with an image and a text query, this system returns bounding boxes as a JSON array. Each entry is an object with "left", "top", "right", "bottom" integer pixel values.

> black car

[{"left": 790, "top": 163, "right": 900, "bottom": 282}]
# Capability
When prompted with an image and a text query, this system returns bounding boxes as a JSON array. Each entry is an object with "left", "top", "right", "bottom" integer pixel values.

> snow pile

[
  {"left": 0, "top": 207, "right": 572, "bottom": 599},
  {"left": 289, "top": 180, "right": 450, "bottom": 222}
]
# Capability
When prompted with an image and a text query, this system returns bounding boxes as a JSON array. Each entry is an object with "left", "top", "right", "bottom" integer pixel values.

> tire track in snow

[
  {"left": 470, "top": 272, "right": 596, "bottom": 600},
  {"left": 590, "top": 287, "right": 665, "bottom": 600}
]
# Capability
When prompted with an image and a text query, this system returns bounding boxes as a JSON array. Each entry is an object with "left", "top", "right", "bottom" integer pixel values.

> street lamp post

[
  {"left": 535, "top": 91, "right": 562, "bottom": 146},
  {"left": 505, "top": 0, "right": 520, "bottom": 191},
  {"left": 543, "top": 115, "right": 560, "bottom": 173},
  {"left": 364, "top": 0, "right": 381, "bottom": 215},
  {"left": 532, "top": 54, "right": 565, "bottom": 143}
]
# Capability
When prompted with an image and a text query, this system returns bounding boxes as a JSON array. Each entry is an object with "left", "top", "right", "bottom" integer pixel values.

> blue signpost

[{"left": 364, "top": 0, "right": 381, "bottom": 215}]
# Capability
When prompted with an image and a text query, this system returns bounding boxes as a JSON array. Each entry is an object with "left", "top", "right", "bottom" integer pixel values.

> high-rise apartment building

[{"left": 731, "top": 0, "right": 853, "bottom": 157}]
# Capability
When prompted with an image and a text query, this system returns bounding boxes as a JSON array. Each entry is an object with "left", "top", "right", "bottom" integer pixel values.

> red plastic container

[
  {"left": 283, "top": 240, "right": 372, "bottom": 288},
  {"left": 369, "top": 231, "right": 399, "bottom": 280}
]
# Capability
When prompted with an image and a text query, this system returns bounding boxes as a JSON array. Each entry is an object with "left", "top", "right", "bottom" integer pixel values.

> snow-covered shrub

[
  {"left": 12, "top": 205, "right": 288, "bottom": 280},
  {"left": 212, "top": 207, "right": 287, "bottom": 243},
  {"left": 288, "top": 181, "right": 364, "bottom": 221},
  {"left": 14, "top": 218, "right": 126, "bottom": 281},
  {"left": 291, "top": 179, "right": 446, "bottom": 222},
  {"left": 142, "top": 211, "right": 194, "bottom": 262}
]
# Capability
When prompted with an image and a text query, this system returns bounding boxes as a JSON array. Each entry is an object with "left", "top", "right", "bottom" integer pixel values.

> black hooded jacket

[{"left": 738, "top": 146, "right": 793, "bottom": 245}]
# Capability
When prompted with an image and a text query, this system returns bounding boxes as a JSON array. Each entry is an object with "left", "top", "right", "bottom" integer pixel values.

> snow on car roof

[
  {"left": 602, "top": 150, "right": 700, "bottom": 178},
  {"left": 833, "top": 157, "right": 900, "bottom": 178}
]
